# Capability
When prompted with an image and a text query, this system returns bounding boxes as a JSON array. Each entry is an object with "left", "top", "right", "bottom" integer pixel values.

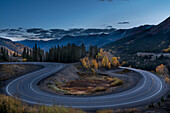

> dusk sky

[{"left": 0, "top": 0, "right": 170, "bottom": 29}]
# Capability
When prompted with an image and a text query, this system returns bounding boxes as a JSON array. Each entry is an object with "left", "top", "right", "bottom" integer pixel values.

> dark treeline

[
  {"left": 22, "top": 43, "right": 99, "bottom": 63},
  {"left": 0, "top": 47, "right": 9, "bottom": 61}
]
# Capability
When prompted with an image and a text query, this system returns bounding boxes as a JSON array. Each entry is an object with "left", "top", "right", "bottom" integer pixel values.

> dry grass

[
  {"left": 0, "top": 64, "right": 42, "bottom": 81},
  {"left": 0, "top": 94, "right": 85, "bottom": 113},
  {"left": 0, "top": 64, "right": 23, "bottom": 81}
]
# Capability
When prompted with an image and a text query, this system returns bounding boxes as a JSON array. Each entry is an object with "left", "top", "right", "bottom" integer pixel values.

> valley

[{"left": 0, "top": 15, "right": 169, "bottom": 113}]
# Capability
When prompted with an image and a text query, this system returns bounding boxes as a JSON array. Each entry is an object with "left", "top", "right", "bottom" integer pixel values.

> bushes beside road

[{"left": 0, "top": 94, "right": 85, "bottom": 113}]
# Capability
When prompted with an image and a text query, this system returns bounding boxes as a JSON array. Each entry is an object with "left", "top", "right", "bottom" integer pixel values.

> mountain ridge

[
  {"left": 103, "top": 17, "right": 170, "bottom": 54},
  {"left": 15, "top": 25, "right": 154, "bottom": 51}
]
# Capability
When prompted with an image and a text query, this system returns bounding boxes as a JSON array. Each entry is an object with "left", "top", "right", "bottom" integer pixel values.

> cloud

[{"left": 118, "top": 22, "right": 130, "bottom": 24}]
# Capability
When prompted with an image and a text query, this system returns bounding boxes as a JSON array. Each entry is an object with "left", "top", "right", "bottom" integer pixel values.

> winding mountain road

[{"left": 2, "top": 62, "right": 166, "bottom": 110}]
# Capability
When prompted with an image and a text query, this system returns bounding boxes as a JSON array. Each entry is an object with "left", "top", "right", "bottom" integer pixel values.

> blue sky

[{"left": 0, "top": 0, "right": 170, "bottom": 29}]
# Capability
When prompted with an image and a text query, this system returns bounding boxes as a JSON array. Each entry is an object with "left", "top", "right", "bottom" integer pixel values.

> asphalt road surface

[{"left": 2, "top": 62, "right": 166, "bottom": 110}]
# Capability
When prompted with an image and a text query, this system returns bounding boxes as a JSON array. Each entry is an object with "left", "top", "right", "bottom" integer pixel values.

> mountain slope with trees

[
  {"left": 104, "top": 17, "right": 170, "bottom": 54},
  {"left": 0, "top": 37, "right": 32, "bottom": 56},
  {"left": 103, "top": 17, "right": 170, "bottom": 72}
]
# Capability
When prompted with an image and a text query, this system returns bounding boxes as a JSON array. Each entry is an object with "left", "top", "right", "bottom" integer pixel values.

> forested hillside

[
  {"left": 22, "top": 43, "right": 99, "bottom": 63},
  {"left": 104, "top": 17, "right": 170, "bottom": 54}
]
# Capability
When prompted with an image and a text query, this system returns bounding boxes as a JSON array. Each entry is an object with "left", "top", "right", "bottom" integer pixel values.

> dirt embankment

[
  {"left": 38, "top": 64, "right": 80, "bottom": 94},
  {"left": 38, "top": 64, "right": 142, "bottom": 96},
  {"left": 0, "top": 64, "right": 44, "bottom": 93}
]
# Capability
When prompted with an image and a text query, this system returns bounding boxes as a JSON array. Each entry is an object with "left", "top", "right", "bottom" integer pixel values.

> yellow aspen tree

[
  {"left": 92, "top": 59, "right": 98, "bottom": 69},
  {"left": 96, "top": 49, "right": 104, "bottom": 60},
  {"left": 108, "top": 62, "right": 111, "bottom": 69},
  {"left": 100, "top": 49, "right": 104, "bottom": 56},
  {"left": 156, "top": 64, "right": 169, "bottom": 77},
  {"left": 102, "top": 56, "right": 109, "bottom": 67},
  {"left": 111, "top": 57, "right": 120, "bottom": 67},
  {"left": 81, "top": 57, "right": 87, "bottom": 68}
]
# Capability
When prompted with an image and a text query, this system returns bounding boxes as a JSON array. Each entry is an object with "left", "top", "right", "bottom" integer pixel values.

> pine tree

[
  {"left": 26, "top": 48, "right": 29, "bottom": 59},
  {"left": 13, "top": 52, "right": 16, "bottom": 57},
  {"left": 22, "top": 47, "right": 27, "bottom": 58},
  {"left": 81, "top": 42, "right": 86, "bottom": 58},
  {"left": 57, "top": 45, "right": 61, "bottom": 62}
]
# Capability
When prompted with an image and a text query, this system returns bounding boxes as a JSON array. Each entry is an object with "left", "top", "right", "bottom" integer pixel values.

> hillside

[
  {"left": 104, "top": 17, "right": 170, "bottom": 54},
  {"left": 0, "top": 37, "right": 31, "bottom": 55}
]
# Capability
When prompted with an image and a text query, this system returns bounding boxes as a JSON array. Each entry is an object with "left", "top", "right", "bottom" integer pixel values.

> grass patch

[{"left": 48, "top": 85, "right": 69, "bottom": 94}]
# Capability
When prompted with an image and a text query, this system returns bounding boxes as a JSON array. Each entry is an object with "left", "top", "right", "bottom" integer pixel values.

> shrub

[
  {"left": 105, "top": 77, "right": 114, "bottom": 82},
  {"left": 148, "top": 102, "right": 154, "bottom": 108},
  {"left": 92, "top": 86, "right": 106, "bottom": 92},
  {"left": 167, "top": 94, "right": 170, "bottom": 98},
  {"left": 22, "top": 58, "right": 27, "bottom": 62},
  {"left": 157, "top": 101, "right": 161, "bottom": 106},
  {"left": 161, "top": 96, "right": 165, "bottom": 102},
  {"left": 111, "top": 57, "right": 120, "bottom": 67},
  {"left": 110, "top": 79, "right": 123, "bottom": 86},
  {"left": 0, "top": 94, "right": 85, "bottom": 113},
  {"left": 156, "top": 64, "right": 169, "bottom": 77},
  {"left": 165, "top": 77, "right": 170, "bottom": 83},
  {"left": 111, "top": 78, "right": 123, "bottom": 86}
]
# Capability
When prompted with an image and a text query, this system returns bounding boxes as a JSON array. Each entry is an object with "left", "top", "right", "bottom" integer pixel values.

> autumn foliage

[
  {"left": 81, "top": 57, "right": 90, "bottom": 69},
  {"left": 156, "top": 64, "right": 169, "bottom": 78},
  {"left": 111, "top": 57, "right": 120, "bottom": 67},
  {"left": 92, "top": 59, "right": 98, "bottom": 69},
  {"left": 102, "top": 56, "right": 109, "bottom": 67},
  {"left": 81, "top": 49, "right": 120, "bottom": 71}
]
